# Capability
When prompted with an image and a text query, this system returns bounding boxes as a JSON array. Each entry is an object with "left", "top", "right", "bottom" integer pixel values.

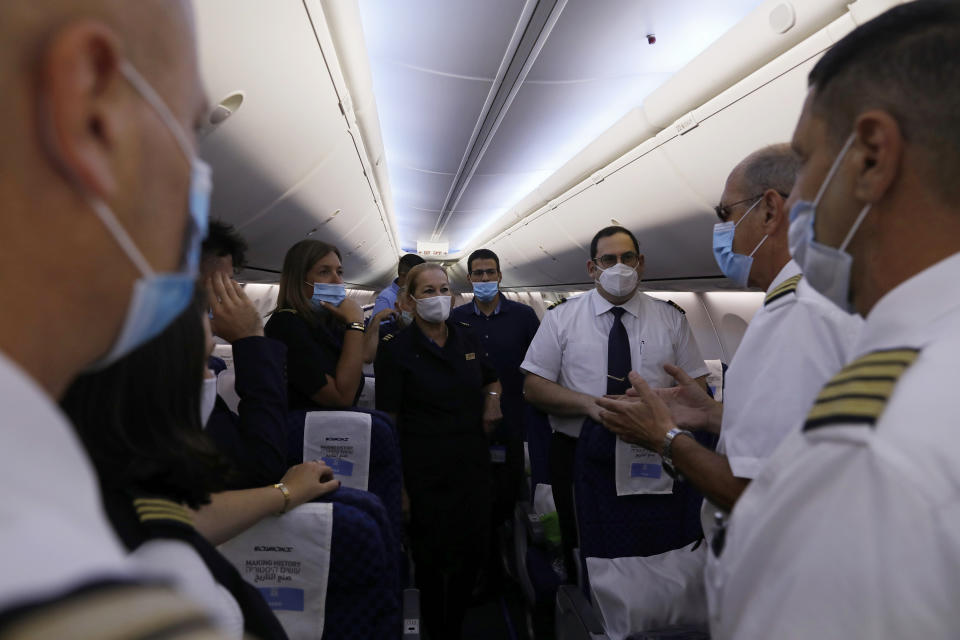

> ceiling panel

[{"left": 361, "top": 0, "right": 765, "bottom": 260}]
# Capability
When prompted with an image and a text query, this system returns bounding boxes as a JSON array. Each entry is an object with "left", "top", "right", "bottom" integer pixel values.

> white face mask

[
  {"left": 596, "top": 262, "right": 639, "bottom": 298},
  {"left": 200, "top": 374, "right": 218, "bottom": 427},
  {"left": 414, "top": 295, "right": 452, "bottom": 323}
]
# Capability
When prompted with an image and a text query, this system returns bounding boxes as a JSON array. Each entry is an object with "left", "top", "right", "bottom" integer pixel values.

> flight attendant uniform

[
  {"left": 450, "top": 297, "right": 540, "bottom": 524},
  {"left": 374, "top": 320, "right": 497, "bottom": 640},
  {"left": 709, "top": 253, "right": 960, "bottom": 639},
  {"left": 264, "top": 308, "right": 362, "bottom": 410},
  {"left": 520, "top": 288, "right": 709, "bottom": 575}
]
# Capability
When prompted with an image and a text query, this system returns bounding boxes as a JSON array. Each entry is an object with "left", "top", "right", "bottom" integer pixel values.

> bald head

[
  {"left": 730, "top": 144, "right": 800, "bottom": 201},
  {"left": 0, "top": 0, "right": 209, "bottom": 397}
]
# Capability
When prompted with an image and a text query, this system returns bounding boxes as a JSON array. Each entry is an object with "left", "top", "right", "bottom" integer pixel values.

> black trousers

[{"left": 549, "top": 431, "right": 579, "bottom": 583}]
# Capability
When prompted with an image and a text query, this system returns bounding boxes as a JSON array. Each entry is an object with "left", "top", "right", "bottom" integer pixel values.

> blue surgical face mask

[
  {"left": 712, "top": 198, "right": 766, "bottom": 287},
  {"left": 472, "top": 281, "right": 499, "bottom": 302},
  {"left": 788, "top": 133, "right": 871, "bottom": 312},
  {"left": 87, "top": 60, "right": 211, "bottom": 369},
  {"left": 308, "top": 282, "right": 346, "bottom": 307}
]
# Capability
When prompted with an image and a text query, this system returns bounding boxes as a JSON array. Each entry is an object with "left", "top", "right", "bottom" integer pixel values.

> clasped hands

[{"left": 594, "top": 363, "right": 720, "bottom": 452}]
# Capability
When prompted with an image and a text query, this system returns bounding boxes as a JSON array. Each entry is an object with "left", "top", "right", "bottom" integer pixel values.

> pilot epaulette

[
  {"left": 803, "top": 347, "right": 920, "bottom": 432},
  {"left": 662, "top": 299, "right": 686, "bottom": 315},
  {"left": 457, "top": 321, "right": 471, "bottom": 328},
  {"left": 381, "top": 332, "right": 395, "bottom": 343},
  {"left": 133, "top": 497, "right": 194, "bottom": 528},
  {"left": 764, "top": 275, "right": 803, "bottom": 306},
  {"left": 547, "top": 297, "right": 567, "bottom": 310}
]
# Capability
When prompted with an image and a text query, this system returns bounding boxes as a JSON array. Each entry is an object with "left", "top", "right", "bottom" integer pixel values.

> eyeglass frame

[
  {"left": 714, "top": 191, "right": 789, "bottom": 222},
  {"left": 468, "top": 268, "right": 499, "bottom": 280},
  {"left": 592, "top": 251, "right": 641, "bottom": 270}
]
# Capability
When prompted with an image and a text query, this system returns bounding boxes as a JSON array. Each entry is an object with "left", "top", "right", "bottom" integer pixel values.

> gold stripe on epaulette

[
  {"left": 133, "top": 498, "right": 193, "bottom": 527},
  {"left": 0, "top": 584, "right": 221, "bottom": 640},
  {"left": 804, "top": 347, "right": 919, "bottom": 432},
  {"left": 764, "top": 274, "right": 803, "bottom": 306}
]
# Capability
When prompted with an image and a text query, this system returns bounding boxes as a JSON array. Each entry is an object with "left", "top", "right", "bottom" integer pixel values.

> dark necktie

[{"left": 607, "top": 307, "right": 631, "bottom": 395}]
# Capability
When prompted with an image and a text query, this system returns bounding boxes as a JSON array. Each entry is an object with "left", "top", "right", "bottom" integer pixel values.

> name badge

[{"left": 465, "top": 353, "right": 476, "bottom": 361}]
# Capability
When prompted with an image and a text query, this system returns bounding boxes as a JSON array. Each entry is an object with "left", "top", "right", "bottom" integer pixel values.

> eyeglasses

[
  {"left": 714, "top": 192, "right": 788, "bottom": 222},
  {"left": 470, "top": 268, "right": 499, "bottom": 278},
  {"left": 593, "top": 252, "right": 640, "bottom": 269}
]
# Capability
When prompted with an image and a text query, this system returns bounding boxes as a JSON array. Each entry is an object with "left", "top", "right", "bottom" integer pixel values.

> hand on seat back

[
  {"left": 207, "top": 272, "right": 264, "bottom": 343},
  {"left": 597, "top": 372, "right": 677, "bottom": 452},
  {"left": 281, "top": 460, "right": 340, "bottom": 509}
]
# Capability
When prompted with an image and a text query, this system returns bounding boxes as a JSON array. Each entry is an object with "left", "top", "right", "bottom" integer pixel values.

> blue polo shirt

[
  {"left": 450, "top": 295, "right": 540, "bottom": 427},
  {"left": 371, "top": 279, "right": 400, "bottom": 319}
]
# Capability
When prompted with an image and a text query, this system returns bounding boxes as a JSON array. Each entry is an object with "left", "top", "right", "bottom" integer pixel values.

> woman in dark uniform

[
  {"left": 264, "top": 239, "right": 389, "bottom": 410},
  {"left": 374, "top": 263, "right": 502, "bottom": 640}
]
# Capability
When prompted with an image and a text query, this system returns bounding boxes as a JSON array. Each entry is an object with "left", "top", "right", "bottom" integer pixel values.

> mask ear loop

[
  {"left": 839, "top": 204, "right": 872, "bottom": 252},
  {"left": 813, "top": 133, "right": 857, "bottom": 209}
]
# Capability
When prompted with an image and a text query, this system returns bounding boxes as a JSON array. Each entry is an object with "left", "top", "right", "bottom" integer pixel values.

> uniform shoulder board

[
  {"left": 764, "top": 274, "right": 803, "bottom": 306},
  {"left": 803, "top": 347, "right": 920, "bottom": 432},
  {"left": 276, "top": 307, "right": 298, "bottom": 315},
  {"left": 547, "top": 296, "right": 567, "bottom": 310},
  {"left": 381, "top": 332, "right": 395, "bottom": 343},
  {"left": 661, "top": 299, "right": 686, "bottom": 315},
  {"left": 457, "top": 321, "right": 471, "bottom": 328},
  {"left": 132, "top": 497, "right": 194, "bottom": 528}
]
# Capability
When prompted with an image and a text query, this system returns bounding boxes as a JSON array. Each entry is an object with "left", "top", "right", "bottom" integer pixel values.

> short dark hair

[
  {"left": 398, "top": 253, "right": 425, "bottom": 275},
  {"left": 808, "top": 0, "right": 960, "bottom": 200},
  {"left": 590, "top": 226, "right": 640, "bottom": 260},
  {"left": 466, "top": 249, "right": 500, "bottom": 274},
  {"left": 202, "top": 220, "right": 248, "bottom": 270},
  {"left": 61, "top": 291, "right": 229, "bottom": 509}
]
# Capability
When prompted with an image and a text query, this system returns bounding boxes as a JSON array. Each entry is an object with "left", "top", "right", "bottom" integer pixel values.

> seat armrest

[
  {"left": 402, "top": 588, "right": 421, "bottom": 639},
  {"left": 555, "top": 585, "right": 609, "bottom": 640}
]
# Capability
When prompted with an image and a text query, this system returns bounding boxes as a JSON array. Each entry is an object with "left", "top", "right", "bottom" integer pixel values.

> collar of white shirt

[
  {"left": 589, "top": 288, "right": 644, "bottom": 319},
  {"left": 855, "top": 251, "right": 960, "bottom": 356},
  {"left": 766, "top": 259, "right": 802, "bottom": 294},
  {"left": 0, "top": 350, "right": 130, "bottom": 606}
]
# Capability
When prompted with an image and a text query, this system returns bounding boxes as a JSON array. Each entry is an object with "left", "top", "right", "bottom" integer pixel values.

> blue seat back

[
  {"left": 574, "top": 419, "right": 710, "bottom": 564},
  {"left": 318, "top": 488, "right": 401, "bottom": 639}
]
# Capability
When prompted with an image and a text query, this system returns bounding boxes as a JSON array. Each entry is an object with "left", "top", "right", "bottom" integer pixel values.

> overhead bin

[
  {"left": 474, "top": 0, "right": 908, "bottom": 291},
  {"left": 194, "top": 0, "right": 399, "bottom": 286}
]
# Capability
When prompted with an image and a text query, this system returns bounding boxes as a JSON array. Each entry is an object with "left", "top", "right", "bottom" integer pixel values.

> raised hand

[
  {"left": 207, "top": 272, "right": 264, "bottom": 343},
  {"left": 597, "top": 371, "right": 677, "bottom": 451},
  {"left": 635, "top": 363, "right": 722, "bottom": 432}
]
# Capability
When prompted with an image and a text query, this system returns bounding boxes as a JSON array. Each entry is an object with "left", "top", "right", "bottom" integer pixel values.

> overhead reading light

[{"left": 208, "top": 91, "right": 245, "bottom": 126}]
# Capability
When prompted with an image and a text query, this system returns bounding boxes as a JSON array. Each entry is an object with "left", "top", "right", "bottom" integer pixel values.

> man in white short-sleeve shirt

[
  {"left": 709, "top": 3, "right": 960, "bottom": 636},
  {"left": 521, "top": 225, "right": 709, "bottom": 577}
]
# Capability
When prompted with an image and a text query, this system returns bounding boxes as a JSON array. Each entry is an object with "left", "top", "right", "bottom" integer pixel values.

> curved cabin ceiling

[{"left": 359, "top": 0, "right": 765, "bottom": 256}]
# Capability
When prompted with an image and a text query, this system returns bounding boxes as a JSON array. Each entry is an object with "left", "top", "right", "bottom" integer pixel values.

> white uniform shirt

[
  {"left": 0, "top": 352, "right": 132, "bottom": 608},
  {"left": 521, "top": 288, "right": 709, "bottom": 437},
  {"left": 718, "top": 261, "right": 862, "bottom": 479},
  {"left": 708, "top": 252, "right": 960, "bottom": 639}
]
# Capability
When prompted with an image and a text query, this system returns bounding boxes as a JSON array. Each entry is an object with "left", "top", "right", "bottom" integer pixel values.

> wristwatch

[
  {"left": 661, "top": 427, "right": 695, "bottom": 479},
  {"left": 345, "top": 322, "right": 366, "bottom": 333}
]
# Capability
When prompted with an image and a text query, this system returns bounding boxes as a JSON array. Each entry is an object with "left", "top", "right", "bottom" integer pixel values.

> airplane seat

[
  {"left": 301, "top": 410, "right": 403, "bottom": 558},
  {"left": 574, "top": 419, "right": 709, "bottom": 586},
  {"left": 218, "top": 495, "right": 405, "bottom": 640},
  {"left": 513, "top": 406, "right": 565, "bottom": 632},
  {"left": 355, "top": 376, "right": 376, "bottom": 410}
]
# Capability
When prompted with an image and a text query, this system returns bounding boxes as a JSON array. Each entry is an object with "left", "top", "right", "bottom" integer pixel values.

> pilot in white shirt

[
  {"left": 522, "top": 225, "right": 708, "bottom": 579},
  {"left": 591, "top": 145, "right": 861, "bottom": 637},
  {"left": 710, "top": 5, "right": 960, "bottom": 636}
]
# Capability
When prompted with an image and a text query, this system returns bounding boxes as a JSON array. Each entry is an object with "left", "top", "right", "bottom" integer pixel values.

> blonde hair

[{"left": 404, "top": 263, "right": 447, "bottom": 299}]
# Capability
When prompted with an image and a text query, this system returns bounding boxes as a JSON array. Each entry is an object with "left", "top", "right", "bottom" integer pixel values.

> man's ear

[
  {"left": 636, "top": 253, "right": 645, "bottom": 276},
  {"left": 761, "top": 189, "right": 786, "bottom": 234},
  {"left": 586, "top": 259, "right": 597, "bottom": 280},
  {"left": 852, "top": 110, "right": 902, "bottom": 205},
  {"left": 39, "top": 20, "right": 127, "bottom": 200}
]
